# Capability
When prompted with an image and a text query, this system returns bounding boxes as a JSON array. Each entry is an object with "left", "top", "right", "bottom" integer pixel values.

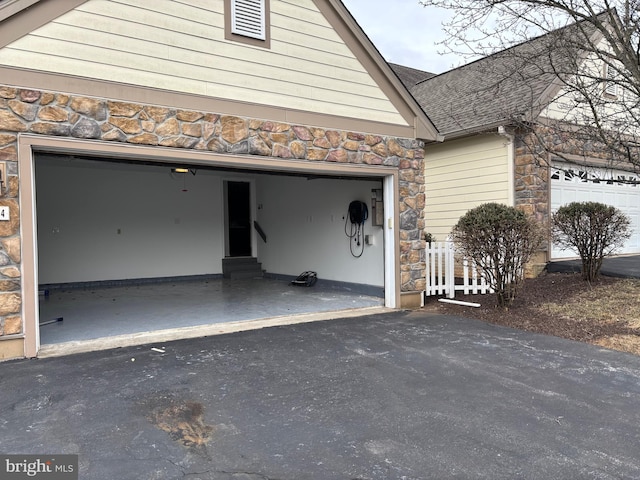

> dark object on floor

[
  {"left": 291, "top": 271, "right": 317, "bottom": 287},
  {"left": 40, "top": 317, "right": 63, "bottom": 327}
]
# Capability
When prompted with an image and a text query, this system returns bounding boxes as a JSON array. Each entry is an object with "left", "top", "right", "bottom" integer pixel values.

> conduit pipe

[{"left": 438, "top": 298, "right": 481, "bottom": 308}]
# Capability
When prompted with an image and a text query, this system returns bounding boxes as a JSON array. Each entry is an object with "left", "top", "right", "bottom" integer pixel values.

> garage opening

[{"left": 30, "top": 149, "right": 396, "bottom": 353}]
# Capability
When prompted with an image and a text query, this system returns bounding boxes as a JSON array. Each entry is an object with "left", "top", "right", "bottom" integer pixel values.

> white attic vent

[
  {"left": 231, "top": 0, "right": 266, "bottom": 41},
  {"left": 604, "top": 64, "right": 618, "bottom": 97}
]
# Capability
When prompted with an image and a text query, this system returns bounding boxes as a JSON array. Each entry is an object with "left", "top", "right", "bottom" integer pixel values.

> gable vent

[
  {"left": 231, "top": 0, "right": 266, "bottom": 41},
  {"left": 604, "top": 64, "right": 618, "bottom": 97}
]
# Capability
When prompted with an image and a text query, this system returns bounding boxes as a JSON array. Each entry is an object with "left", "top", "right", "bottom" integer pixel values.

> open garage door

[
  {"left": 25, "top": 143, "right": 398, "bottom": 355},
  {"left": 550, "top": 163, "right": 640, "bottom": 259}
]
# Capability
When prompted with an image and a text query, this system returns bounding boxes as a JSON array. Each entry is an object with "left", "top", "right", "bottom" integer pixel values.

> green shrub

[
  {"left": 552, "top": 201, "right": 631, "bottom": 281},
  {"left": 452, "top": 203, "right": 544, "bottom": 308}
]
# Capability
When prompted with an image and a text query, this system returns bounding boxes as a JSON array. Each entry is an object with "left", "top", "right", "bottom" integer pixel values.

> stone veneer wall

[
  {"left": 514, "top": 129, "right": 550, "bottom": 228},
  {"left": 513, "top": 130, "right": 550, "bottom": 276},
  {"left": 513, "top": 121, "right": 620, "bottom": 234},
  {"left": 0, "top": 86, "right": 426, "bottom": 340},
  {"left": 512, "top": 123, "right": 616, "bottom": 275}
]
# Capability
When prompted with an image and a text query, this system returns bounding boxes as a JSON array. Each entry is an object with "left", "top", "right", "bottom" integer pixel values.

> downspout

[{"left": 497, "top": 126, "right": 515, "bottom": 206}]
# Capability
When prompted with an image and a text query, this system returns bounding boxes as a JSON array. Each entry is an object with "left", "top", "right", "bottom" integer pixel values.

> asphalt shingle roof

[
  {"left": 388, "top": 63, "right": 436, "bottom": 88},
  {"left": 408, "top": 19, "right": 600, "bottom": 137}
]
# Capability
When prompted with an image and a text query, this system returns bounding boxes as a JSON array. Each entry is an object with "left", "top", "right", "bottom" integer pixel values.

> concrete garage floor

[{"left": 38, "top": 277, "right": 385, "bottom": 350}]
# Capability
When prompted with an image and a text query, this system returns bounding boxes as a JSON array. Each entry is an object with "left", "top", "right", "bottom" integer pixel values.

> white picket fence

[{"left": 425, "top": 241, "right": 493, "bottom": 299}]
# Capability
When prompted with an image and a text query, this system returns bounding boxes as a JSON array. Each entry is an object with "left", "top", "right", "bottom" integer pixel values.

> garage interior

[{"left": 34, "top": 153, "right": 389, "bottom": 347}]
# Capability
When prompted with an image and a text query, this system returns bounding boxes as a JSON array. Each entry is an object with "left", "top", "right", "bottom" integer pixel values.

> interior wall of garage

[
  {"left": 255, "top": 175, "right": 385, "bottom": 287},
  {"left": 35, "top": 155, "right": 226, "bottom": 283},
  {"left": 35, "top": 155, "right": 385, "bottom": 287}
]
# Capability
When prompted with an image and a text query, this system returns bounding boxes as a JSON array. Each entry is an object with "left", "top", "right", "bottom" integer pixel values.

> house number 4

[{"left": 0, "top": 206, "right": 9, "bottom": 221}]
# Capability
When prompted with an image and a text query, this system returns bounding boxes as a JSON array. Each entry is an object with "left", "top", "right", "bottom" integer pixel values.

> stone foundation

[
  {"left": 525, "top": 251, "right": 549, "bottom": 278},
  {"left": 400, "top": 291, "right": 423, "bottom": 309}
]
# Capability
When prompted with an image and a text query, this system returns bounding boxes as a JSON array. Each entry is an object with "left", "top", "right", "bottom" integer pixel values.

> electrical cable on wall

[{"left": 345, "top": 200, "right": 368, "bottom": 258}]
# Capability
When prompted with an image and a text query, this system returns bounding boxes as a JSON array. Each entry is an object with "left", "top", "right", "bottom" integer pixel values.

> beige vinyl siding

[
  {"left": 425, "top": 134, "right": 511, "bottom": 241},
  {"left": 0, "top": 0, "right": 407, "bottom": 125}
]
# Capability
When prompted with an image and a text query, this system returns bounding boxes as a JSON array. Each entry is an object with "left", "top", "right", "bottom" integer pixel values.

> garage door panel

[
  {"left": 551, "top": 164, "right": 640, "bottom": 259},
  {"left": 627, "top": 212, "right": 640, "bottom": 250}
]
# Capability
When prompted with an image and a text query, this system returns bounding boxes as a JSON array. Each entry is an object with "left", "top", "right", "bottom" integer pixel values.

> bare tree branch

[{"left": 418, "top": 0, "right": 640, "bottom": 176}]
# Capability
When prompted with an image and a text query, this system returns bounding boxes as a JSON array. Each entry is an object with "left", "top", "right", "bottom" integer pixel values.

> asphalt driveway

[
  {"left": 1, "top": 310, "right": 639, "bottom": 479},
  {"left": 548, "top": 254, "right": 640, "bottom": 278}
]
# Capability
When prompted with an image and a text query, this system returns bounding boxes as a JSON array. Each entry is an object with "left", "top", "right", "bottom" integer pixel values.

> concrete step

[
  {"left": 226, "top": 263, "right": 262, "bottom": 272},
  {"left": 223, "top": 256, "right": 259, "bottom": 265},
  {"left": 229, "top": 269, "right": 264, "bottom": 279},
  {"left": 222, "top": 257, "right": 263, "bottom": 279}
]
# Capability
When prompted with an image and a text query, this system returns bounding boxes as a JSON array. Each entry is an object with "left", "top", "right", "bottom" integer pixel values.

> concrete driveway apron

[{"left": 1, "top": 310, "right": 639, "bottom": 479}]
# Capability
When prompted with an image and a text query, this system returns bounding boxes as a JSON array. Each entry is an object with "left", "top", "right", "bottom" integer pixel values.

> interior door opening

[{"left": 226, "top": 180, "right": 252, "bottom": 257}]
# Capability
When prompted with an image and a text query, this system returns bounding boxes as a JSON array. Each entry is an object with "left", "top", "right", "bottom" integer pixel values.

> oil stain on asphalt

[{"left": 147, "top": 400, "right": 214, "bottom": 452}]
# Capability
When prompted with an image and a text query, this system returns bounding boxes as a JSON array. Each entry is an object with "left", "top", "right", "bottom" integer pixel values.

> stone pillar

[
  {"left": 514, "top": 129, "right": 551, "bottom": 273},
  {"left": 0, "top": 89, "right": 23, "bottom": 340}
]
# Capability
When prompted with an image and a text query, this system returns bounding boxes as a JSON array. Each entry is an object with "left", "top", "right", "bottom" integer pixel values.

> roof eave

[
  {"left": 0, "top": 0, "right": 39, "bottom": 23},
  {"left": 0, "top": 0, "right": 89, "bottom": 48},
  {"left": 435, "top": 120, "right": 518, "bottom": 142}
]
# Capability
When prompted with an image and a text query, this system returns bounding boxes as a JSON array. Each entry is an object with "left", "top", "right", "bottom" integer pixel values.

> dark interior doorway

[{"left": 226, "top": 181, "right": 252, "bottom": 257}]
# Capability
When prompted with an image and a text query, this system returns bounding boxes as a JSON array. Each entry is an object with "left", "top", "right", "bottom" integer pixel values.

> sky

[{"left": 340, "top": 0, "right": 463, "bottom": 74}]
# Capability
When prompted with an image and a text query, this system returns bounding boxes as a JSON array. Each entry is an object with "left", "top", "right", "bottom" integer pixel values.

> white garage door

[{"left": 551, "top": 163, "right": 640, "bottom": 259}]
